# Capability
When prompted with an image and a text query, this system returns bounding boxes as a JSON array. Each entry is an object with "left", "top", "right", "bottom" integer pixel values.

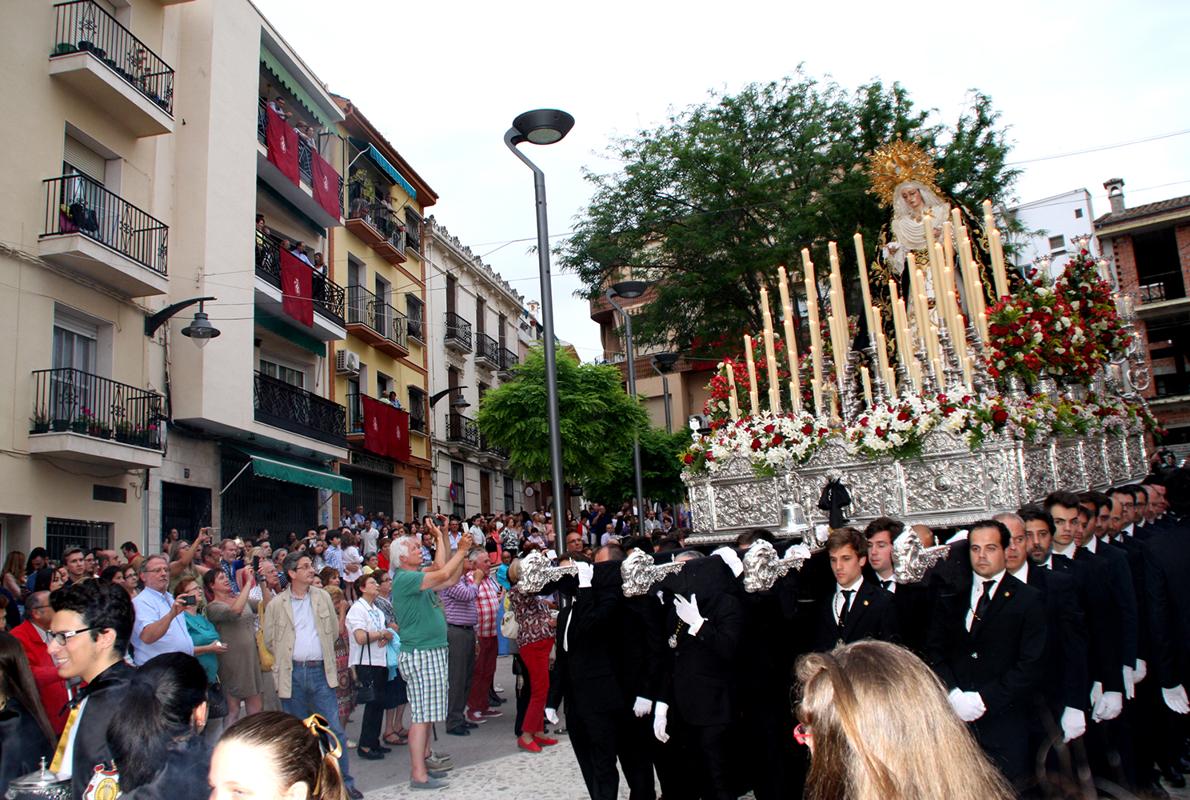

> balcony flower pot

[
  {"left": 52, "top": 418, "right": 70, "bottom": 432},
  {"left": 70, "top": 419, "right": 89, "bottom": 434},
  {"left": 77, "top": 40, "right": 93, "bottom": 52},
  {"left": 53, "top": 43, "right": 78, "bottom": 56}
]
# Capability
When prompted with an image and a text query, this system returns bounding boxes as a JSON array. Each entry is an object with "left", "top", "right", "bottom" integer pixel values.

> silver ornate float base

[{"left": 682, "top": 430, "right": 1149, "bottom": 544}]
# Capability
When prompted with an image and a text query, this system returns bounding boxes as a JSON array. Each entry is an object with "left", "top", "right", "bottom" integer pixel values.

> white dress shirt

[
  {"left": 833, "top": 576, "right": 864, "bottom": 623},
  {"left": 966, "top": 569, "right": 1005, "bottom": 631}
]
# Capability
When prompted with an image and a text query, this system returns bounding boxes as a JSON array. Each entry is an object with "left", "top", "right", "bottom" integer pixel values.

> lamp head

[
  {"left": 510, "top": 109, "right": 575, "bottom": 146},
  {"left": 181, "top": 306, "right": 220, "bottom": 349},
  {"left": 609, "top": 280, "right": 649, "bottom": 300},
  {"left": 450, "top": 394, "right": 471, "bottom": 411},
  {"left": 653, "top": 352, "right": 680, "bottom": 373}
]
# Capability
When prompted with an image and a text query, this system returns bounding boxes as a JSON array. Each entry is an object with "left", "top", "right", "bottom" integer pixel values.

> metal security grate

[{"left": 45, "top": 517, "right": 112, "bottom": 562}]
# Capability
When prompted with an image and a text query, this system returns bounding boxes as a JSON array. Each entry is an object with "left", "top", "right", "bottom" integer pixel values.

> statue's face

[{"left": 900, "top": 186, "right": 924, "bottom": 209}]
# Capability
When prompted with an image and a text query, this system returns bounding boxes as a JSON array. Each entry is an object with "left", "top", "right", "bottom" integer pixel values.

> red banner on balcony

[
  {"left": 280, "top": 248, "right": 313, "bottom": 326},
  {"left": 362, "top": 397, "right": 411, "bottom": 461},
  {"left": 311, "top": 151, "right": 341, "bottom": 220},
  {"left": 265, "top": 107, "right": 300, "bottom": 185}
]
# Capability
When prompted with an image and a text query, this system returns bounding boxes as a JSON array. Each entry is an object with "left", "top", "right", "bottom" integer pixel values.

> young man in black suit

[
  {"left": 927, "top": 519, "right": 1047, "bottom": 785},
  {"left": 813, "top": 527, "right": 898, "bottom": 652},
  {"left": 863, "top": 516, "right": 933, "bottom": 653}
]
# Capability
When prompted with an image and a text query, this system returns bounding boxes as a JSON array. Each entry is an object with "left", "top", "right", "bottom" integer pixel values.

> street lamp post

[
  {"left": 651, "top": 352, "right": 679, "bottom": 434},
  {"left": 605, "top": 280, "right": 649, "bottom": 533},
  {"left": 505, "top": 109, "right": 574, "bottom": 533}
]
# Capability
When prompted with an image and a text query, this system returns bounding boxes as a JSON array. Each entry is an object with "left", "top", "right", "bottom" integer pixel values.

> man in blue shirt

[{"left": 130, "top": 554, "right": 193, "bottom": 665}]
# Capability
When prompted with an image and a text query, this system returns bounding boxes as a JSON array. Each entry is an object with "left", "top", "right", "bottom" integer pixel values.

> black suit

[
  {"left": 928, "top": 572, "right": 1047, "bottom": 782},
  {"left": 812, "top": 580, "right": 899, "bottom": 652},
  {"left": 1023, "top": 563, "right": 1089, "bottom": 715},
  {"left": 548, "top": 587, "right": 638, "bottom": 800},
  {"left": 1051, "top": 549, "right": 1123, "bottom": 693},
  {"left": 69, "top": 660, "right": 133, "bottom": 798}
]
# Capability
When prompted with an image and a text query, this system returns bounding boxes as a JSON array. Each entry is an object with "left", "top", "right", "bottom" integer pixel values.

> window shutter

[{"left": 64, "top": 135, "right": 106, "bottom": 183}]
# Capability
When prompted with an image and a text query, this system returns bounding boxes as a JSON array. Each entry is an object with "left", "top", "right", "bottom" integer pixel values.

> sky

[{"left": 251, "top": 0, "right": 1190, "bottom": 362}]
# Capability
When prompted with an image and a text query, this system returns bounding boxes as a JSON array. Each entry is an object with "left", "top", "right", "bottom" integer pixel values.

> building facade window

[
  {"left": 259, "top": 359, "right": 304, "bottom": 388},
  {"left": 503, "top": 473, "right": 515, "bottom": 514},
  {"left": 450, "top": 460, "right": 465, "bottom": 519},
  {"left": 46, "top": 517, "right": 111, "bottom": 562}
]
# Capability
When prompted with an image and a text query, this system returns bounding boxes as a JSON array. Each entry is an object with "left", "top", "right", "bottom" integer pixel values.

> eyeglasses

[
  {"left": 48, "top": 627, "right": 98, "bottom": 646},
  {"left": 793, "top": 722, "right": 812, "bottom": 746}
]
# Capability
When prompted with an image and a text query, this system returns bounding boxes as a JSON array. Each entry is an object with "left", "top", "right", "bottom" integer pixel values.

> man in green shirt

[{"left": 392, "top": 516, "right": 469, "bottom": 790}]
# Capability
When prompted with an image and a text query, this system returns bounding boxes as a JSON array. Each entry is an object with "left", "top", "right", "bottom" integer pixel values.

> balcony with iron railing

[
  {"left": 446, "top": 412, "right": 480, "bottom": 449},
  {"left": 499, "top": 348, "right": 520, "bottom": 374},
  {"left": 28, "top": 367, "right": 164, "bottom": 468},
  {"left": 254, "top": 371, "right": 346, "bottom": 446},
  {"left": 256, "top": 98, "right": 344, "bottom": 229},
  {"left": 255, "top": 229, "right": 346, "bottom": 336},
  {"left": 444, "top": 311, "right": 473, "bottom": 353},
  {"left": 39, "top": 173, "right": 169, "bottom": 297},
  {"left": 476, "top": 332, "right": 501, "bottom": 369},
  {"left": 49, "top": 0, "right": 174, "bottom": 136},
  {"left": 409, "top": 401, "right": 427, "bottom": 434},
  {"left": 346, "top": 285, "right": 408, "bottom": 357},
  {"left": 346, "top": 184, "right": 407, "bottom": 265},
  {"left": 1136, "top": 269, "right": 1190, "bottom": 319},
  {"left": 407, "top": 314, "right": 425, "bottom": 344}
]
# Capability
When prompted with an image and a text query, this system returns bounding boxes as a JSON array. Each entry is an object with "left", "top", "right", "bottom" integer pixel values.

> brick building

[{"left": 1094, "top": 178, "right": 1190, "bottom": 458}]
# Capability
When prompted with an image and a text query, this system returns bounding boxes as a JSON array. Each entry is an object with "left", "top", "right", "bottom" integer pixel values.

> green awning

[
  {"left": 260, "top": 46, "right": 335, "bottom": 128},
  {"left": 250, "top": 453, "right": 352, "bottom": 494},
  {"left": 255, "top": 308, "right": 326, "bottom": 356}
]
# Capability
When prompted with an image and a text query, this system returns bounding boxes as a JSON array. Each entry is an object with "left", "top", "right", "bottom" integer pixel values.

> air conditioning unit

[{"left": 335, "top": 350, "right": 360, "bottom": 375}]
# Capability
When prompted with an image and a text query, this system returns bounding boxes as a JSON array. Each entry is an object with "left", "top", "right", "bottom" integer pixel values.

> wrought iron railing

[
  {"left": 345, "top": 392, "right": 364, "bottom": 434},
  {"left": 254, "top": 371, "right": 346, "bottom": 445},
  {"left": 479, "top": 433, "right": 508, "bottom": 459},
  {"left": 1137, "top": 270, "right": 1187, "bottom": 304},
  {"left": 30, "top": 368, "right": 163, "bottom": 449},
  {"left": 409, "top": 403, "right": 427, "bottom": 433},
  {"left": 255, "top": 229, "right": 345, "bottom": 324},
  {"left": 476, "top": 333, "right": 500, "bottom": 366},
  {"left": 447, "top": 412, "right": 480, "bottom": 448},
  {"left": 405, "top": 211, "right": 422, "bottom": 253},
  {"left": 346, "top": 285, "right": 407, "bottom": 350},
  {"left": 444, "top": 311, "right": 472, "bottom": 350},
  {"left": 347, "top": 189, "right": 407, "bottom": 254},
  {"left": 256, "top": 98, "right": 345, "bottom": 215},
  {"left": 52, "top": 1, "right": 174, "bottom": 114},
  {"left": 42, "top": 174, "right": 168, "bottom": 275},
  {"left": 500, "top": 348, "right": 520, "bottom": 372}
]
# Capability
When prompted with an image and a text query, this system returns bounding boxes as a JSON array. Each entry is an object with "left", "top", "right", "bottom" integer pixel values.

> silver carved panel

[
  {"left": 1085, "top": 435, "right": 1109, "bottom": 488},
  {"left": 1054, "top": 439, "right": 1087, "bottom": 492},
  {"left": 1105, "top": 436, "right": 1128, "bottom": 485}
]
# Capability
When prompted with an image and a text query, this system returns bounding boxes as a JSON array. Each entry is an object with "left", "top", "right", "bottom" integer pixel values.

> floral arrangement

[
  {"left": 683, "top": 391, "right": 1161, "bottom": 475},
  {"left": 985, "top": 249, "right": 1131, "bottom": 385},
  {"left": 683, "top": 410, "right": 831, "bottom": 476}
]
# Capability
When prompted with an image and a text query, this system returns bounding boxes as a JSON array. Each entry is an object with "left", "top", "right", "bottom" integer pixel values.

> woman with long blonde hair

[{"left": 795, "top": 640, "right": 1014, "bottom": 800}]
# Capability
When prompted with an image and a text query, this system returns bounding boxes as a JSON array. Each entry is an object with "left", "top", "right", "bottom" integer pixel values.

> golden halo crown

[{"left": 867, "top": 139, "right": 941, "bottom": 206}]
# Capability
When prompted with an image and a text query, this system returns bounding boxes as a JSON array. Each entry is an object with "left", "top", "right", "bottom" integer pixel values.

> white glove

[
  {"left": 1092, "top": 690, "right": 1123, "bottom": 722},
  {"left": 1134, "top": 659, "right": 1147, "bottom": 684},
  {"left": 632, "top": 696, "right": 652, "bottom": 718},
  {"left": 673, "top": 593, "right": 705, "bottom": 636},
  {"left": 1122, "top": 665, "right": 1135, "bottom": 700},
  {"left": 575, "top": 562, "right": 594, "bottom": 588},
  {"left": 787, "top": 543, "right": 812, "bottom": 560},
  {"left": 1162, "top": 685, "right": 1190, "bottom": 714},
  {"left": 950, "top": 529, "right": 969, "bottom": 542},
  {"left": 652, "top": 701, "right": 669, "bottom": 743},
  {"left": 544, "top": 707, "right": 559, "bottom": 725},
  {"left": 1060, "top": 707, "right": 1086, "bottom": 742},
  {"left": 1090, "top": 681, "right": 1103, "bottom": 709},
  {"left": 947, "top": 688, "right": 986, "bottom": 722},
  {"left": 711, "top": 547, "right": 743, "bottom": 578}
]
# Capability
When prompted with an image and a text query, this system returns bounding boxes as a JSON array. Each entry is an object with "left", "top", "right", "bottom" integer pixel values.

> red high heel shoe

[{"left": 517, "top": 737, "right": 543, "bottom": 753}]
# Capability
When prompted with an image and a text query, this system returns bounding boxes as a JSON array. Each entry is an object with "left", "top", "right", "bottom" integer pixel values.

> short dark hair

[
  {"left": 863, "top": 516, "right": 905, "bottom": 541},
  {"left": 826, "top": 527, "right": 867, "bottom": 557},
  {"left": 1018, "top": 506, "right": 1053, "bottom": 533},
  {"left": 1078, "top": 491, "right": 1111, "bottom": 512},
  {"left": 596, "top": 543, "right": 626, "bottom": 562},
  {"left": 1044, "top": 490, "right": 1083, "bottom": 515},
  {"left": 969, "top": 519, "right": 1011, "bottom": 548},
  {"left": 735, "top": 529, "right": 774, "bottom": 548},
  {"left": 50, "top": 579, "right": 133, "bottom": 656},
  {"left": 63, "top": 547, "right": 84, "bottom": 561},
  {"left": 282, "top": 550, "right": 309, "bottom": 578},
  {"left": 120, "top": 542, "right": 139, "bottom": 554}
]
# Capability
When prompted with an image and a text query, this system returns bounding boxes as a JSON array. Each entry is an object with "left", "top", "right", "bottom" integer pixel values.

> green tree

[
  {"left": 475, "top": 346, "right": 649, "bottom": 488},
  {"left": 561, "top": 71, "right": 1019, "bottom": 354},
  {"left": 580, "top": 427, "right": 689, "bottom": 507}
]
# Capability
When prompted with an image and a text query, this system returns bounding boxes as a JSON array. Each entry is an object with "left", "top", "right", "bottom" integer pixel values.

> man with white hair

[{"left": 391, "top": 518, "right": 471, "bottom": 790}]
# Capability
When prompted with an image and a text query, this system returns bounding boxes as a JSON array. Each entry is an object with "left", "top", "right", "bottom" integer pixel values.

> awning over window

[
  {"left": 260, "top": 46, "right": 335, "bottom": 129},
  {"left": 364, "top": 144, "right": 418, "bottom": 201},
  {"left": 248, "top": 452, "right": 352, "bottom": 494}
]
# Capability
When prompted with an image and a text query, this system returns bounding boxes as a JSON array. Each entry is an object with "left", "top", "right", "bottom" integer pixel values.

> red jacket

[{"left": 10, "top": 620, "right": 69, "bottom": 734}]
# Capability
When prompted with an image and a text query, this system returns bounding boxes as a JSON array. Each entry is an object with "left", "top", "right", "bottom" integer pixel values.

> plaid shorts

[{"left": 398, "top": 646, "right": 449, "bottom": 723}]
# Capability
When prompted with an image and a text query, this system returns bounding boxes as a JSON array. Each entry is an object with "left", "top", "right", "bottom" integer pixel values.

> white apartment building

[
  {"left": 422, "top": 218, "right": 525, "bottom": 518},
  {"left": 1007, "top": 188, "right": 1098, "bottom": 280}
]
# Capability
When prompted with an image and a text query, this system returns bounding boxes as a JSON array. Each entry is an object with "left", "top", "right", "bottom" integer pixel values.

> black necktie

[
  {"left": 974, "top": 579, "right": 995, "bottom": 624},
  {"left": 880, "top": 580, "right": 892, "bottom": 592},
  {"left": 838, "top": 589, "right": 855, "bottom": 628}
]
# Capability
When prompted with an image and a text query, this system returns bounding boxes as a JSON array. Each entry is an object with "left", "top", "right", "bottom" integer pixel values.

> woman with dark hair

[
  {"left": 345, "top": 573, "right": 394, "bottom": 759},
  {"left": 0, "top": 631, "right": 54, "bottom": 794},
  {"left": 30, "top": 567, "right": 61, "bottom": 594},
  {"left": 98, "top": 564, "right": 126, "bottom": 587},
  {"left": 202, "top": 567, "right": 261, "bottom": 724},
  {"left": 211, "top": 711, "right": 347, "bottom": 800},
  {"left": 100, "top": 652, "right": 211, "bottom": 799}
]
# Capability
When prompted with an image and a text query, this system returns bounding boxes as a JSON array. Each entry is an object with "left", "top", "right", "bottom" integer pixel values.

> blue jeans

[{"left": 281, "top": 662, "right": 354, "bottom": 788}]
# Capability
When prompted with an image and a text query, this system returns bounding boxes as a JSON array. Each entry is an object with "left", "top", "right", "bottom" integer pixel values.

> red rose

[
  {"left": 751, "top": 438, "right": 762, "bottom": 450},
  {"left": 801, "top": 423, "right": 814, "bottom": 435},
  {"left": 764, "top": 424, "right": 775, "bottom": 434},
  {"left": 897, "top": 410, "right": 911, "bottom": 422},
  {"left": 874, "top": 427, "right": 886, "bottom": 437},
  {"left": 992, "top": 408, "right": 1009, "bottom": 425},
  {"left": 771, "top": 434, "right": 784, "bottom": 446},
  {"left": 683, "top": 453, "right": 694, "bottom": 464}
]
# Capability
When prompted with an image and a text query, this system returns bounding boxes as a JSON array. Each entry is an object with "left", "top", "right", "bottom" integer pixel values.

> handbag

[
  {"left": 255, "top": 627, "right": 274, "bottom": 672},
  {"left": 206, "top": 682, "right": 229, "bottom": 719},
  {"left": 353, "top": 622, "right": 377, "bottom": 705},
  {"left": 500, "top": 596, "right": 519, "bottom": 639}
]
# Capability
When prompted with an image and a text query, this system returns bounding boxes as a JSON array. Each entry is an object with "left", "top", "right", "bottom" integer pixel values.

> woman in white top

[
  {"left": 345, "top": 573, "right": 393, "bottom": 759},
  {"left": 341, "top": 532, "right": 363, "bottom": 602}
]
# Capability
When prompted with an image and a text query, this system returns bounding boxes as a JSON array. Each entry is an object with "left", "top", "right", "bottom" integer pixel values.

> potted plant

[
  {"left": 30, "top": 410, "right": 50, "bottom": 434},
  {"left": 114, "top": 419, "right": 134, "bottom": 443},
  {"left": 53, "top": 43, "right": 77, "bottom": 56}
]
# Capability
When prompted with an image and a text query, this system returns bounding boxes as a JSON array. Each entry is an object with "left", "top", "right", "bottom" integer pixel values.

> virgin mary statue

[{"left": 886, "top": 180, "right": 950, "bottom": 276}]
